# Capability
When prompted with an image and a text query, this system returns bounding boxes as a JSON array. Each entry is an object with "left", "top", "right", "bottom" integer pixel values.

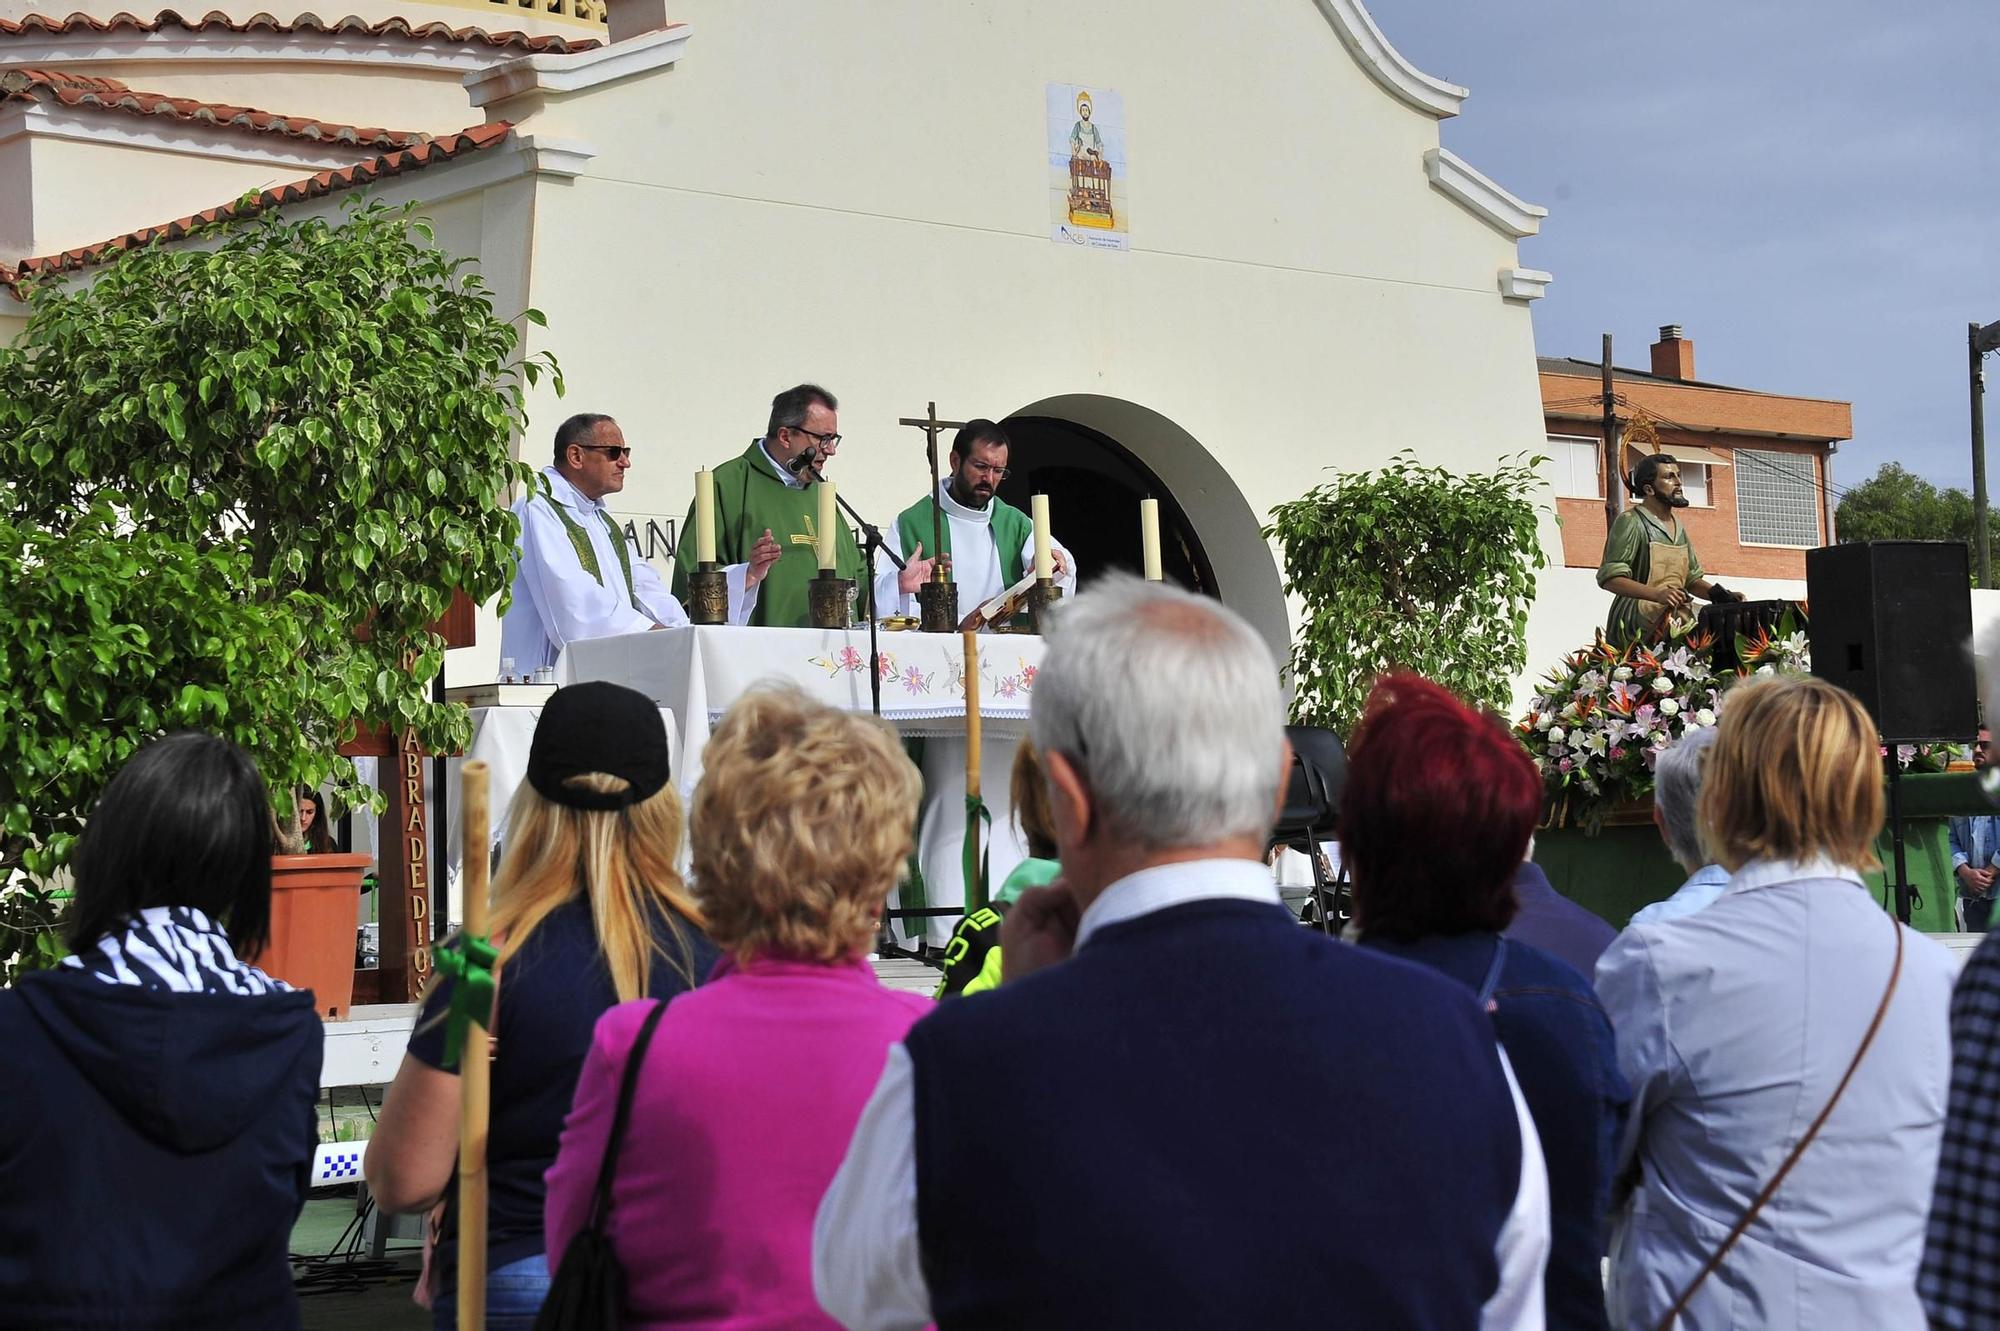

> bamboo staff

[
  {"left": 963, "top": 630, "right": 987, "bottom": 911},
  {"left": 456, "top": 760, "right": 492, "bottom": 1331}
]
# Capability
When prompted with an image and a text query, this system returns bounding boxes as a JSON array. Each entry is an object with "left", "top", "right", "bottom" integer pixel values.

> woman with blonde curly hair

[
  {"left": 1597, "top": 674, "right": 1955, "bottom": 1331},
  {"left": 366, "top": 682, "right": 716, "bottom": 1330},
  {"left": 545, "top": 684, "right": 927, "bottom": 1329}
]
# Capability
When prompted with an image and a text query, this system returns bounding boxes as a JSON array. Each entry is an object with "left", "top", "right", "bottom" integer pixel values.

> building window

[
  {"left": 1547, "top": 435, "right": 1601, "bottom": 499},
  {"left": 1679, "top": 463, "right": 1710, "bottom": 507},
  {"left": 1735, "top": 448, "right": 1820, "bottom": 547}
]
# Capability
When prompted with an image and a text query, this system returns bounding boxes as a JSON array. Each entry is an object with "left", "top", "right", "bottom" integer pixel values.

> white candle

[
  {"left": 1140, "top": 498, "right": 1162, "bottom": 581},
  {"left": 817, "top": 481, "right": 837, "bottom": 571},
  {"left": 1031, "top": 494, "right": 1053, "bottom": 581},
  {"left": 695, "top": 468, "right": 716, "bottom": 565}
]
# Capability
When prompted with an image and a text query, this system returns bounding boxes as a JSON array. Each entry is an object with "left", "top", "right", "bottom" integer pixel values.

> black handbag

[{"left": 533, "top": 999, "right": 669, "bottom": 1331}]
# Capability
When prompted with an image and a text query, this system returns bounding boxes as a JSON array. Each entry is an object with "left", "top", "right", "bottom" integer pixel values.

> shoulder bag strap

[
  {"left": 582, "top": 999, "right": 670, "bottom": 1235},
  {"left": 1651, "top": 911, "right": 1905, "bottom": 1331}
]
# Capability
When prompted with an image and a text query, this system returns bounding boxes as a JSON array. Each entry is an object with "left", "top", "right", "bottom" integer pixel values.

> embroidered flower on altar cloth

[{"left": 900, "top": 665, "right": 932, "bottom": 695}]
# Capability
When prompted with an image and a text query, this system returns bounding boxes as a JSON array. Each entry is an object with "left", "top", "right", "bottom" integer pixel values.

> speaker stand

[{"left": 1885, "top": 755, "right": 1916, "bottom": 926}]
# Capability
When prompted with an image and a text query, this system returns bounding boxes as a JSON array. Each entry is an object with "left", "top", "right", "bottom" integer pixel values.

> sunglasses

[{"left": 576, "top": 444, "right": 633, "bottom": 462}]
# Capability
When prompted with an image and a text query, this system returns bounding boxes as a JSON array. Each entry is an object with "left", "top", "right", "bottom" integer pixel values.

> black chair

[{"left": 1270, "top": 725, "right": 1348, "bottom": 933}]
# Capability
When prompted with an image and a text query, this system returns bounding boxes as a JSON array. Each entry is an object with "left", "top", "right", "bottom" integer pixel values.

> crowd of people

[{"left": 4, "top": 575, "right": 2000, "bottom": 1330}]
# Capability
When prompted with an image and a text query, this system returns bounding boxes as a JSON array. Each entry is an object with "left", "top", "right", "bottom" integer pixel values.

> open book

[{"left": 957, "top": 569, "right": 1041, "bottom": 632}]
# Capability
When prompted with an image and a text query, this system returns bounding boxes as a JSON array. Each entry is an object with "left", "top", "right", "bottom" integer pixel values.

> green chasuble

[
  {"left": 672, "top": 441, "right": 866, "bottom": 628},
  {"left": 894, "top": 492, "right": 1035, "bottom": 590},
  {"left": 1597, "top": 506, "right": 1704, "bottom": 646}
]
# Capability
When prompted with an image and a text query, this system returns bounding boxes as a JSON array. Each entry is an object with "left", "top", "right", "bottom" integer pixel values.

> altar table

[{"left": 558, "top": 626, "right": 1047, "bottom": 946}]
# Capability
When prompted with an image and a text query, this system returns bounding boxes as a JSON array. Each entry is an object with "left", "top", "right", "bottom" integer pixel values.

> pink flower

[
  {"left": 876, "top": 652, "right": 896, "bottom": 680},
  {"left": 1558, "top": 757, "right": 1574, "bottom": 773},
  {"left": 1608, "top": 746, "right": 1625, "bottom": 760},
  {"left": 1020, "top": 664, "right": 1038, "bottom": 689},
  {"left": 836, "top": 646, "right": 864, "bottom": 673}
]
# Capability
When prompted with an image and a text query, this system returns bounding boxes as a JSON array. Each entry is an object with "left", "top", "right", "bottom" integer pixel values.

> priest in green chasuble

[
  {"left": 870, "top": 419, "right": 1077, "bottom": 619},
  {"left": 672, "top": 383, "right": 872, "bottom": 627}
]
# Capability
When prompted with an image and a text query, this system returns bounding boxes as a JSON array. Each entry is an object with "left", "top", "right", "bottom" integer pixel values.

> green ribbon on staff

[
  {"left": 963, "top": 793, "right": 992, "bottom": 912},
  {"left": 429, "top": 933, "right": 499, "bottom": 1069}
]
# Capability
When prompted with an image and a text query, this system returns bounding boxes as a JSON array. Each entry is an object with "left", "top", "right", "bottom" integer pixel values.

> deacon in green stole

[
  {"left": 673, "top": 385, "right": 868, "bottom": 627},
  {"left": 869, "top": 420, "right": 1079, "bottom": 951},
  {"left": 870, "top": 419, "right": 1077, "bottom": 623}
]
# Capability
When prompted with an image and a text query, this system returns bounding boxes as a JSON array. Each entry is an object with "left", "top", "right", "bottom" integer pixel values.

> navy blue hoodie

[{"left": 0, "top": 966, "right": 323, "bottom": 1329}]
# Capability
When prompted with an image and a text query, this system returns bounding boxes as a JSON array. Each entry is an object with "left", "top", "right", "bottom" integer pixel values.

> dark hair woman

[
  {"left": 1345, "top": 674, "right": 1629, "bottom": 1331},
  {"left": 0, "top": 732, "right": 323, "bottom": 1330},
  {"left": 297, "top": 787, "right": 336, "bottom": 855}
]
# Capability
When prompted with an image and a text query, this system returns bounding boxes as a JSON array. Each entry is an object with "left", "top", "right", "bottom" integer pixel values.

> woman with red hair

[{"left": 1344, "top": 674, "right": 1628, "bottom": 1331}]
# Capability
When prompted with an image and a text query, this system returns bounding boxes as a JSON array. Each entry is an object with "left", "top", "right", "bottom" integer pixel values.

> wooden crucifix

[{"left": 899, "top": 402, "right": 970, "bottom": 633}]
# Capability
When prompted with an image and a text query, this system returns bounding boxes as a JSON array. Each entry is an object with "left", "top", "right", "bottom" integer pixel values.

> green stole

[
  {"left": 894, "top": 491, "right": 1033, "bottom": 591},
  {"left": 671, "top": 442, "right": 865, "bottom": 628},
  {"left": 535, "top": 472, "right": 643, "bottom": 614}
]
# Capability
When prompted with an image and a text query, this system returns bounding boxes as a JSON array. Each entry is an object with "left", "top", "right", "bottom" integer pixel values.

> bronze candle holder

[
  {"left": 808, "top": 570, "right": 854, "bottom": 629},
  {"left": 687, "top": 561, "right": 728, "bottom": 625},
  {"left": 917, "top": 572, "right": 959, "bottom": 633},
  {"left": 1026, "top": 577, "right": 1062, "bottom": 634}
]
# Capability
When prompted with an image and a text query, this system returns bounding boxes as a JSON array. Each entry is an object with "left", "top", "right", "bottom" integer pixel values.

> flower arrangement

[{"left": 1519, "top": 606, "right": 1953, "bottom": 831}]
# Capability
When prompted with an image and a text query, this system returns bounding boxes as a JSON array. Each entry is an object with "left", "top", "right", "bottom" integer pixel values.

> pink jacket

[{"left": 545, "top": 954, "right": 932, "bottom": 1330}]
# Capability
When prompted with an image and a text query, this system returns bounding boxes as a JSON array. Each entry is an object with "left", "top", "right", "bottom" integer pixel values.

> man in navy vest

[{"left": 815, "top": 576, "right": 1551, "bottom": 1330}]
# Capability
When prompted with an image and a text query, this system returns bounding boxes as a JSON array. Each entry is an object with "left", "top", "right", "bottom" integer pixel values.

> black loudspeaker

[{"left": 1805, "top": 541, "right": 1976, "bottom": 742}]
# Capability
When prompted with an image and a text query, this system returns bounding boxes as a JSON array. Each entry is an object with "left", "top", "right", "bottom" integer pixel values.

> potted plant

[
  {"left": 0, "top": 198, "right": 557, "bottom": 997},
  {"left": 1264, "top": 450, "right": 1550, "bottom": 736}
]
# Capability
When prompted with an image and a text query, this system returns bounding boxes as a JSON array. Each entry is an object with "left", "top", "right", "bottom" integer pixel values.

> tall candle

[
  {"left": 1140, "top": 498, "right": 1162, "bottom": 581},
  {"left": 694, "top": 468, "right": 716, "bottom": 565},
  {"left": 1031, "top": 494, "right": 1053, "bottom": 581},
  {"left": 817, "top": 480, "right": 837, "bottom": 570}
]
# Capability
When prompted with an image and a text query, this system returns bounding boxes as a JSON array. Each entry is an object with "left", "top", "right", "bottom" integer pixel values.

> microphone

[{"left": 787, "top": 447, "right": 820, "bottom": 478}]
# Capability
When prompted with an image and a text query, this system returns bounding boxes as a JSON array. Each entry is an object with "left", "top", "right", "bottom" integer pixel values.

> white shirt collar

[
  {"left": 1725, "top": 856, "right": 1868, "bottom": 896},
  {"left": 543, "top": 465, "right": 604, "bottom": 516},
  {"left": 1074, "top": 857, "right": 1283, "bottom": 952},
  {"left": 938, "top": 479, "right": 993, "bottom": 527},
  {"left": 758, "top": 438, "right": 806, "bottom": 490}
]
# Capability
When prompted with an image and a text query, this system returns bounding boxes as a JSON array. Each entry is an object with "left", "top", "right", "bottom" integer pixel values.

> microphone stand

[{"left": 799, "top": 456, "right": 903, "bottom": 719}]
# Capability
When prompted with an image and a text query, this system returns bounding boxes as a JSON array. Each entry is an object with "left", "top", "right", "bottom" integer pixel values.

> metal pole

[
  {"left": 1601, "top": 333, "right": 1621, "bottom": 532},
  {"left": 1973, "top": 322, "right": 1991, "bottom": 589}
]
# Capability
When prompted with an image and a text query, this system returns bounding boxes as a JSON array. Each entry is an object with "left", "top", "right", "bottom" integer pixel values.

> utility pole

[
  {"left": 1601, "top": 333, "right": 1621, "bottom": 533},
  {"left": 1972, "top": 320, "right": 2000, "bottom": 588}
]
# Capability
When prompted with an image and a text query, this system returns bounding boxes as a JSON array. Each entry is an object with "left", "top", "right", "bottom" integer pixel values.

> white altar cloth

[{"left": 557, "top": 626, "right": 1046, "bottom": 947}]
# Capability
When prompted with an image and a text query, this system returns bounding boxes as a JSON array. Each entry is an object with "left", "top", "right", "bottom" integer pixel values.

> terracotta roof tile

[
  {"left": 1, "top": 121, "right": 512, "bottom": 296},
  {"left": 0, "top": 9, "right": 599, "bottom": 53},
  {"left": 0, "top": 67, "right": 425, "bottom": 148}
]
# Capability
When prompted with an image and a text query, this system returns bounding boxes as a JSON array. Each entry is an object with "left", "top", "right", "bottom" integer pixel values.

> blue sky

[{"left": 1379, "top": 1, "right": 1995, "bottom": 494}]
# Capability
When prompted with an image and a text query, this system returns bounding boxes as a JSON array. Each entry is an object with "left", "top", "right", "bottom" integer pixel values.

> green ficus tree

[
  {"left": 1265, "top": 450, "right": 1549, "bottom": 736},
  {"left": 0, "top": 197, "right": 557, "bottom": 963}
]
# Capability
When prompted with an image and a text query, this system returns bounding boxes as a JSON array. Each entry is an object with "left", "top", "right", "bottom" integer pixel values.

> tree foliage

[
  {"left": 0, "top": 197, "right": 557, "bottom": 965},
  {"left": 1265, "top": 451, "right": 1549, "bottom": 736},
  {"left": 1835, "top": 462, "right": 1973, "bottom": 549}
]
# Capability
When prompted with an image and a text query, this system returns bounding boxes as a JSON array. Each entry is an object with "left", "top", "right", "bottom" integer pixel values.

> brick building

[{"left": 1542, "top": 326, "right": 1851, "bottom": 580}]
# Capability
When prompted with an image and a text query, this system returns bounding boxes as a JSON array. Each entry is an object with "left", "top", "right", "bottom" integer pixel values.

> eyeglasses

[
  {"left": 576, "top": 444, "right": 633, "bottom": 461},
  {"left": 788, "top": 426, "right": 842, "bottom": 449},
  {"left": 963, "top": 460, "right": 1010, "bottom": 480}
]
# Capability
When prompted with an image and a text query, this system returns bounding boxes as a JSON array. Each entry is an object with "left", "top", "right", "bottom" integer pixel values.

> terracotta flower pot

[{"left": 254, "top": 852, "right": 372, "bottom": 1020}]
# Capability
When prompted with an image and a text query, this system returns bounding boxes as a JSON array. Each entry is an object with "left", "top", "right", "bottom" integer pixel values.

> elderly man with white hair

[
  {"left": 1625, "top": 725, "right": 1728, "bottom": 927},
  {"left": 814, "top": 576, "right": 1551, "bottom": 1331}
]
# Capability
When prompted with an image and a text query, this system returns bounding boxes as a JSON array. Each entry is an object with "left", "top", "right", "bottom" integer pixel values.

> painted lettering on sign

[{"left": 400, "top": 727, "right": 431, "bottom": 998}]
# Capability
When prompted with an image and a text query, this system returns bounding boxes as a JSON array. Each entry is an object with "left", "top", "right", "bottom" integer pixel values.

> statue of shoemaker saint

[{"left": 1597, "top": 452, "right": 1742, "bottom": 645}]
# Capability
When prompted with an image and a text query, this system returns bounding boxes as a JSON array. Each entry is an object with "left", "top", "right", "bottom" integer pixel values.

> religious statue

[{"left": 1598, "top": 452, "right": 1742, "bottom": 644}]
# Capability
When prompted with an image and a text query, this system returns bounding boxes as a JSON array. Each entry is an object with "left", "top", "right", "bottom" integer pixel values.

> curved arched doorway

[{"left": 996, "top": 394, "right": 1290, "bottom": 663}]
